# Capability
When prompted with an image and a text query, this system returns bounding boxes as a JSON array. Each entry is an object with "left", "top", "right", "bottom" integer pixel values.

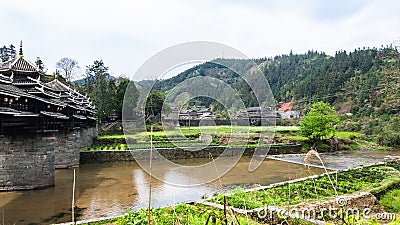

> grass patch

[
  {"left": 335, "top": 131, "right": 360, "bottom": 139},
  {"left": 282, "top": 131, "right": 360, "bottom": 142},
  {"left": 83, "top": 203, "right": 264, "bottom": 225},
  {"left": 97, "top": 134, "right": 134, "bottom": 139},
  {"left": 379, "top": 188, "right": 400, "bottom": 213},
  {"left": 376, "top": 145, "right": 394, "bottom": 151},
  {"left": 283, "top": 135, "right": 308, "bottom": 141}
]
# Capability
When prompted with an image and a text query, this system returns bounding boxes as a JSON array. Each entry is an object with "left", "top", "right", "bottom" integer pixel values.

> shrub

[
  {"left": 299, "top": 102, "right": 339, "bottom": 141},
  {"left": 377, "top": 116, "right": 400, "bottom": 147},
  {"left": 379, "top": 189, "right": 400, "bottom": 213}
]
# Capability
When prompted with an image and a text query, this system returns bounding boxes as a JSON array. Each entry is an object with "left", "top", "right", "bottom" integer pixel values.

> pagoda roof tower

[{"left": 0, "top": 42, "right": 95, "bottom": 132}]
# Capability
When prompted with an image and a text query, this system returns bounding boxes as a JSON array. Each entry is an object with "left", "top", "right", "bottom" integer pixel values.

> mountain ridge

[{"left": 152, "top": 46, "right": 400, "bottom": 116}]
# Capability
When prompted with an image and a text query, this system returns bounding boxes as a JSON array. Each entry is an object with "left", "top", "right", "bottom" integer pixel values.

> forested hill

[{"left": 153, "top": 46, "right": 400, "bottom": 116}]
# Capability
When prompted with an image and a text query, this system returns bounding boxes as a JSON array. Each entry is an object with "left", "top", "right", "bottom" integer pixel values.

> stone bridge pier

[
  {"left": 54, "top": 127, "right": 97, "bottom": 169},
  {"left": 0, "top": 132, "right": 56, "bottom": 190},
  {"left": 0, "top": 127, "right": 97, "bottom": 191}
]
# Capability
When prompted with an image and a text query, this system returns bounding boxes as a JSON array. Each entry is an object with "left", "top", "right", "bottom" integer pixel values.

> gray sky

[{"left": 1, "top": 0, "right": 399, "bottom": 81}]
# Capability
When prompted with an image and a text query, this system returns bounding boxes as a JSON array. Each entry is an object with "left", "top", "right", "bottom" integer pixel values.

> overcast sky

[{"left": 1, "top": 0, "right": 399, "bottom": 81}]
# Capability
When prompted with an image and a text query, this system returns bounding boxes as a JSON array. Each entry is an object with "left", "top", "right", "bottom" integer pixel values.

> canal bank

[
  {"left": 80, "top": 136, "right": 357, "bottom": 164},
  {"left": 80, "top": 145, "right": 302, "bottom": 163}
]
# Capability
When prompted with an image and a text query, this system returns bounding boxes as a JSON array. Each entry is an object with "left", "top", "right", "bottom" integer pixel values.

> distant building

[
  {"left": 237, "top": 106, "right": 280, "bottom": 126},
  {"left": 277, "top": 102, "right": 300, "bottom": 119},
  {"left": 178, "top": 108, "right": 214, "bottom": 120},
  {"left": 177, "top": 108, "right": 215, "bottom": 126}
]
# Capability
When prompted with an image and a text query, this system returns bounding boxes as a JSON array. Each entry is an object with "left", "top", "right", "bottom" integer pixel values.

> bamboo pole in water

[
  {"left": 147, "top": 126, "right": 153, "bottom": 225},
  {"left": 72, "top": 168, "right": 76, "bottom": 224}
]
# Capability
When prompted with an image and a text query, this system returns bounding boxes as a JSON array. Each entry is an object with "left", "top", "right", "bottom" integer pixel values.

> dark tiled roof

[
  {"left": 0, "top": 56, "right": 38, "bottom": 73},
  {"left": 14, "top": 111, "right": 39, "bottom": 117},
  {"left": 0, "top": 59, "right": 12, "bottom": 70},
  {"left": 0, "top": 74, "right": 12, "bottom": 83},
  {"left": 0, "top": 106, "right": 39, "bottom": 117},
  {"left": 73, "top": 114, "right": 87, "bottom": 120},
  {"left": 0, "top": 54, "right": 95, "bottom": 120},
  {"left": 40, "top": 111, "right": 69, "bottom": 119},
  {"left": 0, "top": 106, "right": 20, "bottom": 115},
  {"left": 13, "top": 80, "right": 37, "bottom": 85},
  {"left": 0, "top": 83, "right": 66, "bottom": 107},
  {"left": 46, "top": 79, "right": 70, "bottom": 92},
  {"left": 0, "top": 83, "right": 33, "bottom": 98}
]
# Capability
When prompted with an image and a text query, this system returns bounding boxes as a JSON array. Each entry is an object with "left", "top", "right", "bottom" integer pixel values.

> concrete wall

[{"left": 0, "top": 133, "right": 55, "bottom": 191}]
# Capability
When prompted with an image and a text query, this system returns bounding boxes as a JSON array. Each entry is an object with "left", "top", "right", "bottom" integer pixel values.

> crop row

[{"left": 210, "top": 162, "right": 400, "bottom": 209}]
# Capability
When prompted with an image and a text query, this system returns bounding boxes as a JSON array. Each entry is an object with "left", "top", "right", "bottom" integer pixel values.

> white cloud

[{"left": 0, "top": 0, "right": 399, "bottom": 80}]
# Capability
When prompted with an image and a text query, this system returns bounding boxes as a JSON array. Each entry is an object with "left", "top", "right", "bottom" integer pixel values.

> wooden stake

[
  {"left": 223, "top": 195, "right": 227, "bottom": 225},
  {"left": 147, "top": 126, "right": 153, "bottom": 225},
  {"left": 72, "top": 168, "right": 76, "bottom": 224}
]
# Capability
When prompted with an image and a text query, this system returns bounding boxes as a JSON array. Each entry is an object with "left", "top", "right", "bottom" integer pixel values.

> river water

[
  {"left": 0, "top": 149, "right": 398, "bottom": 224},
  {"left": 0, "top": 156, "right": 324, "bottom": 224}
]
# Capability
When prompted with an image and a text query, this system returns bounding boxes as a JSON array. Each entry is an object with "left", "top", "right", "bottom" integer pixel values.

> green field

[
  {"left": 281, "top": 131, "right": 361, "bottom": 142},
  {"left": 210, "top": 162, "right": 400, "bottom": 209},
  {"left": 85, "top": 126, "right": 365, "bottom": 151},
  {"left": 98, "top": 126, "right": 300, "bottom": 139}
]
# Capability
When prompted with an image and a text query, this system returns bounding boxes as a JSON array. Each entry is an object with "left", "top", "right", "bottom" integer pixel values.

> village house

[{"left": 277, "top": 102, "right": 300, "bottom": 119}]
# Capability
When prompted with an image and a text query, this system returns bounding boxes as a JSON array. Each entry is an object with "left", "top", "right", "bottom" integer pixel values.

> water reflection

[{"left": 0, "top": 156, "right": 325, "bottom": 224}]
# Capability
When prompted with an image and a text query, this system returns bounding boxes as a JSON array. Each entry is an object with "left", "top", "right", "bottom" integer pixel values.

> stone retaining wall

[
  {"left": 80, "top": 145, "right": 302, "bottom": 164},
  {"left": 0, "top": 132, "right": 56, "bottom": 190}
]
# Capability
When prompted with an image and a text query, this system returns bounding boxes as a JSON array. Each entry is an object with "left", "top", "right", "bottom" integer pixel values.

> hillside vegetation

[{"left": 153, "top": 46, "right": 400, "bottom": 116}]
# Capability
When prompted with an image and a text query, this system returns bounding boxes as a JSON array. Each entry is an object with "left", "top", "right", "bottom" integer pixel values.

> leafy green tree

[
  {"left": 377, "top": 116, "right": 400, "bottom": 147},
  {"left": 74, "top": 61, "right": 139, "bottom": 123},
  {"left": 35, "top": 57, "right": 46, "bottom": 71},
  {"left": 300, "top": 102, "right": 339, "bottom": 141},
  {"left": 0, "top": 44, "right": 16, "bottom": 62},
  {"left": 85, "top": 60, "right": 109, "bottom": 121},
  {"left": 115, "top": 77, "right": 138, "bottom": 119},
  {"left": 145, "top": 90, "right": 169, "bottom": 123}
]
